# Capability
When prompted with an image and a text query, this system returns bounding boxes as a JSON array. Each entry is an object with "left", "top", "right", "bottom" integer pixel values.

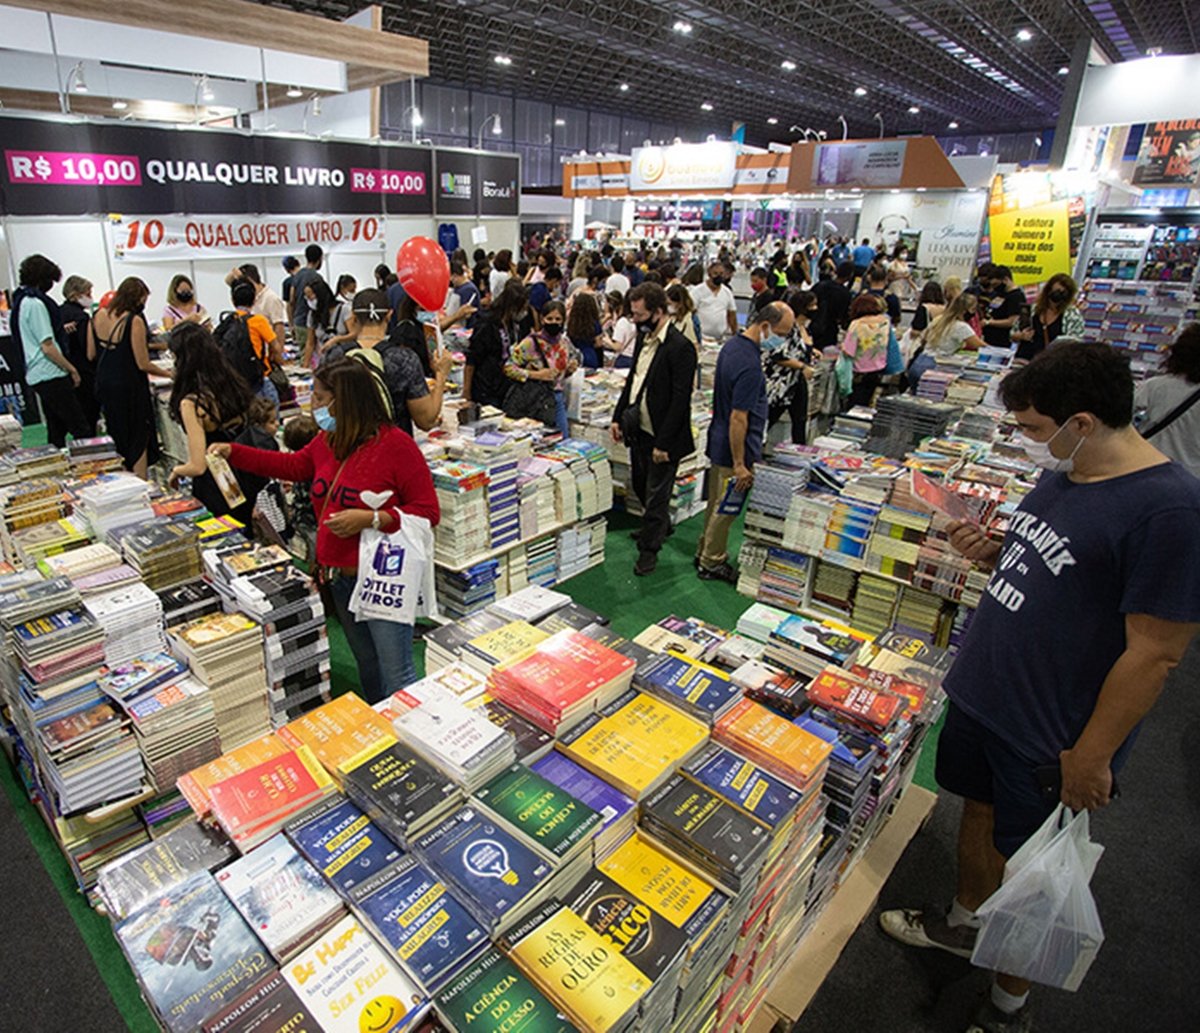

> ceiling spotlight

[
  {"left": 619, "top": 82, "right": 629, "bottom": 92},
  {"left": 767, "top": 117, "right": 779, "bottom": 125},
  {"left": 1034, "top": 136, "right": 1043, "bottom": 147},
  {"left": 908, "top": 105, "right": 920, "bottom": 114},
  {"left": 1058, "top": 66, "right": 1070, "bottom": 75},
  {"left": 673, "top": 20, "right": 692, "bottom": 34},
  {"left": 112, "top": 100, "right": 128, "bottom": 111},
  {"left": 554, "top": 118, "right": 566, "bottom": 126},
  {"left": 1146, "top": 46, "right": 1163, "bottom": 57},
  {"left": 854, "top": 87, "right": 867, "bottom": 97},
  {"left": 948, "top": 120, "right": 959, "bottom": 129},
  {"left": 701, "top": 101, "right": 714, "bottom": 111},
  {"left": 286, "top": 85, "right": 303, "bottom": 98},
  {"left": 68, "top": 62, "right": 88, "bottom": 93},
  {"left": 494, "top": 54, "right": 513, "bottom": 65},
  {"left": 781, "top": 60, "right": 797, "bottom": 71},
  {"left": 199, "top": 74, "right": 215, "bottom": 102},
  {"left": 492, "top": 115, "right": 503, "bottom": 135},
  {"left": 1016, "top": 28, "right": 1033, "bottom": 42}
]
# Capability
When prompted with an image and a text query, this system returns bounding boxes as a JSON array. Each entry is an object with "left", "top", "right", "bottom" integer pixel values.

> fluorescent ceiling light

[
  {"left": 767, "top": 117, "right": 779, "bottom": 125},
  {"left": 554, "top": 118, "right": 566, "bottom": 126},
  {"left": 1058, "top": 66, "right": 1069, "bottom": 75},
  {"left": 286, "top": 85, "right": 303, "bottom": 98},
  {"left": 112, "top": 100, "right": 128, "bottom": 110},
  {"left": 908, "top": 105, "right": 920, "bottom": 114},
  {"left": 948, "top": 120, "right": 959, "bottom": 129},
  {"left": 619, "top": 82, "right": 629, "bottom": 92},
  {"left": 1016, "top": 29, "right": 1033, "bottom": 42}
]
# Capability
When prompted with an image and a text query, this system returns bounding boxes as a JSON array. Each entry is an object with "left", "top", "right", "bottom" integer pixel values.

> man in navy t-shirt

[
  {"left": 695, "top": 302, "right": 794, "bottom": 583},
  {"left": 881, "top": 341, "right": 1200, "bottom": 1033}
]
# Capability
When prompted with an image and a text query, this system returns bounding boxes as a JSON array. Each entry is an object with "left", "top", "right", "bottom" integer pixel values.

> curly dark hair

[
  {"left": 1000, "top": 339, "right": 1133, "bottom": 428},
  {"left": 167, "top": 322, "right": 253, "bottom": 426},
  {"left": 1166, "top": 323, "right": 1200, "bottom": 384},
  {"left": 18, "top": 254, "right": 62, "bottom": 291}
]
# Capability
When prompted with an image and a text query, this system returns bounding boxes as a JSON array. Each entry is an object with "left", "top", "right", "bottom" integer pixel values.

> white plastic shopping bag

[
  {"left": 350, "top": 513, "right": 437, "bottom": 624},
  {"left": 971, "top": 805, "right": 1105, "bottom": 992}
]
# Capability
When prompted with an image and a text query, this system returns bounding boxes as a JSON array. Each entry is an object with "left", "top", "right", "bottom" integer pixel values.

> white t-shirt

[
  {"left": 489, "top": 269, "right": 511, "bottom": 298},
  {"left": 1135, "top": 373, "right": 1200, "bottom": 479},
  {"left": 929, "top": 320, "right": 976, "bottom": 358},
  {"left": 690, "top": 283, "right": 737, "bottom": 340},
  {"left": 605, "top": 272, "right": 631, "bottom": 297},
  {"left": 253, "top": 286, "right": 287, "bottom": 329},
  {"left": 613, "top": 316, "right": 637, "bottom": 358}
]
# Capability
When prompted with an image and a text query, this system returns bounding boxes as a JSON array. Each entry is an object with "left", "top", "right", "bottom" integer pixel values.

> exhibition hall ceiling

[{"left": 264, "top": 0, "right": 1198, "bottom": 141}]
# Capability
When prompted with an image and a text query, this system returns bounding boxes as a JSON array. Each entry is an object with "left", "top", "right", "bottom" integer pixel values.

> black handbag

[{"left": 619, "top": 341, "right": 656, "bottom": 443}]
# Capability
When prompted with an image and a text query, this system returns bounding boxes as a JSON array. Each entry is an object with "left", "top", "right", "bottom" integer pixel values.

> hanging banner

[
  {"left": 987, "top": 201, "right": 1072, "bottom": 287},
  {"left": 0, "top": 115, "right": 522, "bottom": 218},
  {"left": 102, "top": 212, "right": 387, "bottom": 263},
  {"left": 1131, "top": 120, "right": 1200, "bottom": 187},
  {"left": 629, "top": 142, "right": 738, "bottom": 192},
  {"left": 857, "top": 191, "right": 988, "bottom": 285}
]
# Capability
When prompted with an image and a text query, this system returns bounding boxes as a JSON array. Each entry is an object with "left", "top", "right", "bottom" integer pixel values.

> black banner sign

[{"left": 0, "top": 116, "right": 517, "bottom": 219}]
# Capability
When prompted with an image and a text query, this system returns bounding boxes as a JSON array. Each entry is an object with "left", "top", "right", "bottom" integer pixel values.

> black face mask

[
  {"left": 636, "top": 314, "right": 658, "bottom": 333},
  {"left": 176, "top": 290, "right": 194, "bottom": 302},
  {"left": 1048, "top": 288, "right": 1069, "bottom": 305},
  {"left": 542, "top": 323, "right": 563, "bottom": 337}
]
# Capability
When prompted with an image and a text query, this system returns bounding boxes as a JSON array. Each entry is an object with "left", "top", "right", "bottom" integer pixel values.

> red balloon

[
  {"left": 98, "top": 290, "right": 116, "bottom": 309},
  {"left": 395, "top": 236, "right": 449, "bottom": 312}
]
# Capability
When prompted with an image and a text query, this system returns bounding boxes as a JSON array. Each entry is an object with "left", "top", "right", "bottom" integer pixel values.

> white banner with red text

[{"left": 103, "top": 212, "right": 387, "bottom": 263}]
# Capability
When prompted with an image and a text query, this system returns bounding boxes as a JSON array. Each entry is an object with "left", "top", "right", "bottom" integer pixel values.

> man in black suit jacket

[{"left": 611, "top": 283, "right": 698, "bottom": 576}]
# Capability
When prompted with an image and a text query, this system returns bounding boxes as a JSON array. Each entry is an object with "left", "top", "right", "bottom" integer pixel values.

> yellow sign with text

[{"left": 988, "top": 200, "right": 1072, "bottom": 287}]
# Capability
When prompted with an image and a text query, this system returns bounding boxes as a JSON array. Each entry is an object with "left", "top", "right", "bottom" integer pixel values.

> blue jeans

[
  {"left": 554, "top": 389, "right": 569, "bottom": 438},
  {"left": 328, "top": 572, "right": 416, "bottom": 704}
]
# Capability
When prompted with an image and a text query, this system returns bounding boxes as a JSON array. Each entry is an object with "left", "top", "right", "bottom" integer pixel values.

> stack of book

[
  {"left": 489, "top": 584, "right": 570, "bottom": 624},
  {"left": 10, "top": 514, "right": 90, "bottom": 568},
  {"left": 714, "top": 698, "right": 834, "bottom": 794},
  {"left": 215, "top": 832, "right": 344, "bottom": 961},
  {"left": 783, "top": 489, "right": 837, "bottom": 556},
  {"left": 460, "top": 619, "right": 548, "bottom": 675},
  {"left": 114, "top": 871, "right": 270, "bottom": 1033},
  {"left": 158, "top": 579, "right": 222, "bottom": 629},
  {"left": 67, "top": 435, "right": 123, "bottom": 475},
  {"left": 391, "top": 691, "right": 516, "bottom": 792},
  {"left": 634, "top": 652, "right": 742, "bottom": 725},
  {"left": 650, "top": 614, "right": 727, "bottom": 662},
  {"left": 736, "top": 601, "right": 789, "bottom": 643},
  {"left": 206, "top": 744, "right": 336, "bottom": 851},
  {"left": 175, "top": 733, "right": 292, "bottom": 817},
  {"left": 506, "top": 904, "right": 651, "bottom": 1033},
  {"left": 38, "top": 541, "right": 121, "bottom": 582},
  {"left": 352, "top": 856, "right": 489, "bottom": 996},
  {"left": 850, "top": 573, "right": 902, "bottom": 636},
  {"left": 276, "top": 694, "right": 396, "bottom": 786},
  {"left": 75, "top": 473, "right": 155, "bottom": 542},
  {"left": 85, "top": 581, "right": 167, "bottom": 664},
  {"left": 286, "top": 795, "right": 405, "bottom": 899},
  {"left": 230, "top": 566, "right": 331, "bottom": 724},
  {"left": 120, "top": 521, "right": 202, "bottom": 591},
  {"left": 529, "top": 750, "right": 635, "bottom": 860},
  {"left": 756, "top": 547, "right": 812, "bottom": 612},
  {"left": 558, "top": 690, "right": 709, "bottom": 801},
  {"left": 341, "top": 739, "right": 463, "bottom": 846},
  {"left": 36, "top": 697, "right": 146, "bottom": 812},
  {"left": 764, "top": 614, "right": 858, "bottom": 679},
  {"left": 463, "top": 694, "right": 554, "bottom": 765},
  {"left": 488, "top": 628, "right": 635, "bottom": 735},
  {"left": 733, "top": 658, "right": 808, "bottom": 717},
  {"left": 808, "top": 558, "right": 858, "bottom": 621},
  {"left": 435, "top": 559, "right": 502, "bottom": 620},
  {"left": 422, "top": 610, "right": 507, "bottom": 671},
  {"left": 435, "top": 949, "right": 573, "bottom": 1033},
  {"left": 429, "top": 460, "right": 490, "bottom": 566},
  {"left": 169, "top": 612, "right": 272, "bottom": 751}
]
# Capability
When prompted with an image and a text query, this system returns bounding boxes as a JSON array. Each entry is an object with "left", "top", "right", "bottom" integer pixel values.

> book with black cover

[{"left": 342, "top": 741, "right": 462, "bottom": 845}]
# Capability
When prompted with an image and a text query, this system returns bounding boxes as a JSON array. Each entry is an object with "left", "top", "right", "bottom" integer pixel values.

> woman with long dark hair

[
  {"left": 166, "top": 323, "right": 257, "bottom": 524},
  {"left": 301, "top": 276, "right": 339, "bottom": 368},
  {"left": 1012, "top": 273, "right": 1083, "bottom": 363},
  {"left": 504, "top": 300, "right": 577, "bottom": 437},
  {"left": 211, "top": 360, "right": 440, "bottom": 701},
  {"left": 565, "top": 290, "right": 611, "bottom": 369},
  {"left": 464, "top": 280, "right": 530, "bottom": 408},
  {"left": 88, "top": 276, "right": 171, "bottom": 477},
  {"left": 391, "top": 294, "right": 434, "bottom": 378}
]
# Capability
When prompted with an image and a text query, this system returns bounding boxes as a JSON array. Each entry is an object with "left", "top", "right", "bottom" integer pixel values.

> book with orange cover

[
  {"left": 207, "top": 745, "right": 334, "bottom": 850},
  {"left": 806, "top": 668, "right": 905, "bottom": 733},
  {"left": 489, "top": 629, "right": 635, "bottom": 733},
  {"left": 276, "top": 694, "right": 395, "bottom": 784},
  {"left": 177, "top": 733, "right": 291, "bottom": 817},
  {"left": 713, "top": 698, "right": 833, "bottom": 790}
]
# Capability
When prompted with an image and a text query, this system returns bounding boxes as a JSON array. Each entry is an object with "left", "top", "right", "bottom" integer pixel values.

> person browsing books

[
  {"left": 210, "top": 359, "right": 440, "bottom": 702},
  {"left": 610, "top": 283, "right": 698, "bottom": 577},
  {"left": 695, "top": 301, "right": 792, "bottom": 583},
  {"left": 880, "top": 341, "right": 1200, "bottom": 1033},
  {"left": 504, "top": 301, "right": 578, "bottom": 438}
]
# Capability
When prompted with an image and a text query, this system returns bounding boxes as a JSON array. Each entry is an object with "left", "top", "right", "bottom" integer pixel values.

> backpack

[
  {"left": 215, "top": 310, "right": 264, "bottom": 390},
  {"left": 344, "top": 345, "right": 396, "bottom": 421}
]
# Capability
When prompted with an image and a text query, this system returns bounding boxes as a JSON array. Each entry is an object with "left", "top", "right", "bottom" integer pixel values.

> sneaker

[
  {"left": 878, "top": 906, "right": 978, "bottom": 959},
  {"left": 634, "top": 551, "right": 657, "bottom": 576},
  {"left": 965, "top": 999, "right": 1033, "bottom": 1033},
  {"left": 697, "top": 562, "right": 737, "bottom": 584}
]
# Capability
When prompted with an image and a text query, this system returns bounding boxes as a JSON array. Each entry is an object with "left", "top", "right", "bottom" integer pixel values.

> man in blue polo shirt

[
  {"left": 852, "top": 237, "right": 876, "bottom": 286},
  {"left": 695, "top": 301, "right": 794, "bottom": 582},
  {"left": 880, "top": 341, "right": 1200, "bottom": 1033}
]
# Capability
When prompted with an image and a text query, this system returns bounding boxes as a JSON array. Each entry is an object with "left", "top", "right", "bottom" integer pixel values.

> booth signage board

[
  {"left": 987, "top": 200, "right": 1072, "bottom": 287},
  {"left": 813, "top": 140, "right": 907, "bottom": 189},
  {"left": 629, "top": 142, "right": 738, "bottom": 192},
  {"left": 857, "top": 191, "right": 988, "bottom": 286},
  {"left": 1131, "top": 120, "right": 1200, "bottom": 187},
  {"left": 0, "top": 117, "right": 514, "bottom": 222},
  {"left": 101, "top": 212, "right": 387, "bottom": 263}
]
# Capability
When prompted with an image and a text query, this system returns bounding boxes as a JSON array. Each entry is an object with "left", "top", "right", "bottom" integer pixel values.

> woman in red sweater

[{"left": 209, "top": 359, "right": 439, "bottom": 702}]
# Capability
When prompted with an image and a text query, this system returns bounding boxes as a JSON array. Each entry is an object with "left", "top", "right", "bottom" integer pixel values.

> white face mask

[
  {"left": 1020, "top": 419, "right": 1085, "bottom": 473},
  {"left": 306, "top": 296, "right": 318, "bottom": 310}
]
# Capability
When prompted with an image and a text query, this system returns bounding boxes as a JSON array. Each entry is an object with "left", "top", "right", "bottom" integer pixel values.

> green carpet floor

[{"left": 1, "top": 421, "right": 941, "bottom": 1030}]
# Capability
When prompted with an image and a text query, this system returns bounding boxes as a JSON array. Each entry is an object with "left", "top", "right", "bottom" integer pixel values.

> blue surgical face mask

[
  {"left": 763, "top": 332, "right": 786, "bottom": 351},
  {"left": 314, "top": 405, "right": 336, "bottom": 432}
]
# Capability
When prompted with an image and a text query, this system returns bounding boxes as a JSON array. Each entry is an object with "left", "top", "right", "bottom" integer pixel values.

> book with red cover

[
  {"left": 490, "top": 629, "right": 635, "bottom": 733},
  {"left": 848, "top": 664, "right": 928, "bottom": 719},
  {"left": 806, "top": 668, "right": 905, "bottom": 733},
  {"left": 207, "top": 745, "right": 334, "bottom": 849}
]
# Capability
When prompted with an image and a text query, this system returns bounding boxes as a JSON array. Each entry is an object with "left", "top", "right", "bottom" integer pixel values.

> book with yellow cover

[
  {"left": 508, "top": 905, "right": 650, "bottom": 1033},
  {"left": 631, "top": 625, "right": 704, "bottom": 659},
  {"left": 277, "top": 694, "right": 396, "bottom": 785},
  {"left": 558, "top": 690, "right": 708, "bottom": 800},
  {"left": 177, "top": 732, "right": 291, "bottom": 817},
  {"left": 461, "top": 620, "right": 549, "bottom": 672}
]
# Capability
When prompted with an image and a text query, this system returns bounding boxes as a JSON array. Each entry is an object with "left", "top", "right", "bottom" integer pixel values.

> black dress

[
  {"left": 59, "top": 300, "right": 100, "bottom": 436},
  {"left": 94, "top": 312, "right": 159, "bottom": 471}
]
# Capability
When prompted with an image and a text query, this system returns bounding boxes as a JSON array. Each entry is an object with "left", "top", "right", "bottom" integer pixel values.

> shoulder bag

[{"left": 1142, "top": 384, "right": 1200, "bottom": 439}]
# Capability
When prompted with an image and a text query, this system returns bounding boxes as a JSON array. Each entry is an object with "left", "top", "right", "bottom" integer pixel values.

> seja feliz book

[
  {"left": 434, "top": 948, "right": 572, "bottom": 1033},
  {"left": 507, "top": 905, "right": 650, "bottom": 1033}
]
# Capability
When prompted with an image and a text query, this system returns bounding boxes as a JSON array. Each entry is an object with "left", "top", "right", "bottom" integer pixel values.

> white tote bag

[{"left": 349, "top": 513, "right": 437, "bottom": 624}]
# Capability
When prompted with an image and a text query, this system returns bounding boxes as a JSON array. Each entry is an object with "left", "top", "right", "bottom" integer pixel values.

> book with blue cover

[
  {"left": 287, "top": 796, "right": 404, "bottom": 898},
  {"left": 635, "top": 653, "right": 741, "bottom": 723},
  {"left": 352, "top": 855, "right": 488, "bottom": 994},
  {"left": 681, "top": 743, "right": 804, "bottom": 829},
  {"left": 529, "top": 751, "right": 635, "bottom": 850},
  {"left": 413, "top": 807, "right": 554, "bottom": 934}
]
